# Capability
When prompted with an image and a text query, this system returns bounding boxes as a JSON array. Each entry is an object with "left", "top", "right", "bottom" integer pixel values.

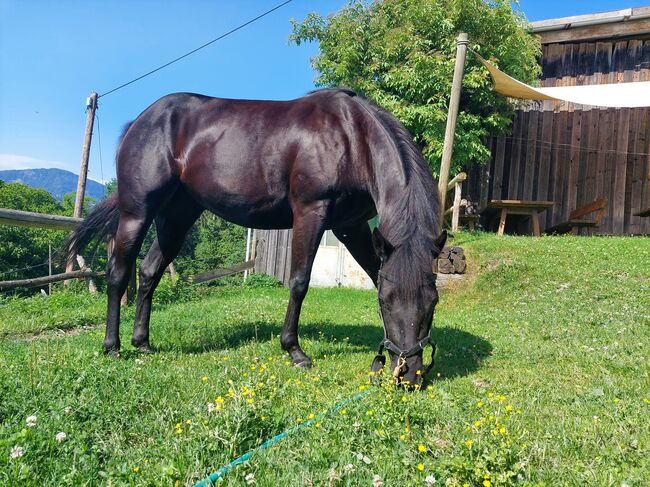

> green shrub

[{"left": 243, "top": 273, "right": 282, "bottom": 288}]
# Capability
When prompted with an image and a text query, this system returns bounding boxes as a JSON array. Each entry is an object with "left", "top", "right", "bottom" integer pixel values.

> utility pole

[
  {"left": 438, "top": 33, "right": 469, "bottom": 219},
  {"left": 66, "top": 92, "right": 99, "bottom": 293},
  {"left": 73, "top": 91, "right": 98, "bottom": 219}
]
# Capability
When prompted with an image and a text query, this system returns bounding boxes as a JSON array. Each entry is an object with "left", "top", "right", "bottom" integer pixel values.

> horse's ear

[
  {"left": 372, "top": 228, "right": 394, "bottom": 261},
  {"left": 432, "top": 230, "right": 447, "bottom": 257}
]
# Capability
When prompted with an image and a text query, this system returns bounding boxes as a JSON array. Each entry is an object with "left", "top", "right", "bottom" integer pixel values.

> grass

[{"left": 1, "top": 232, "right": 649, "bottom": 486}]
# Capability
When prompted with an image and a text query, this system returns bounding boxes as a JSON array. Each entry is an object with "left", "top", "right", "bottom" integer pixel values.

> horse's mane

[{"left": 311, "top": 88, "right": 442, "bottom": 291}]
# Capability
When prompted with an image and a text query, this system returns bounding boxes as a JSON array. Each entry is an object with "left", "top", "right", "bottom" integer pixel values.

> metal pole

[
  {"left": 48, "top": 241, "right": 52, "bottom": 295},
  {"left": 244, "top": 228, "right": 252, "bottom": 279},
  {"left": 438, "top": 33, "right": 469, "bottom": 219}
]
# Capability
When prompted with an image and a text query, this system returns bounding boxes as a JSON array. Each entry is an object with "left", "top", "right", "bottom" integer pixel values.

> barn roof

[{"left": 531, "top": 6, "right": 650, "bottom": 44}]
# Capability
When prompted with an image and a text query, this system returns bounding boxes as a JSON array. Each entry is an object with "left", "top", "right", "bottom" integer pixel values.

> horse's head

[{"left": 372, "top": 228, "right": 447, "bottom": 388}]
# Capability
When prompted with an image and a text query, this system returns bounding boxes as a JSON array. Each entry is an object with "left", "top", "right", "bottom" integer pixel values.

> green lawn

[{"left": 1, "top": 233, "right": 649, "bottom": 486}]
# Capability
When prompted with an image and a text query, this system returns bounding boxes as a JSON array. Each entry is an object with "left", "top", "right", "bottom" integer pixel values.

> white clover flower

[
  {"left": 64, "top": 406, "right": 73, "bottom": 414},
  {"left": 245, "top": 472, "right": 256, "bottom": 484},
  {"left": 26, "top": 415, "right": 37, "bottom": 428},
  {"left": 10, "top": 446, "right": 25, "bottom": 459},
  {"left": 55, "top": 432, "right": 67, "bottom": 442},
  {"left": 207, "top": 403, "right": 216, "bottom": 413},
  {"left": 373, "top": 474, "right": 383, "bottom": 486},
  {"left": 424, "top": 475, "right": 436, "bottom": 485},
  {"left": 344, "top": 463, "right": 355, "bottom": 473}
]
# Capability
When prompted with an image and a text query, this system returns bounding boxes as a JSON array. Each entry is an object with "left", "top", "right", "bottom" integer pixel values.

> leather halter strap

[{"left": 371, "top": 259, "right": 437, "bottom": 381}]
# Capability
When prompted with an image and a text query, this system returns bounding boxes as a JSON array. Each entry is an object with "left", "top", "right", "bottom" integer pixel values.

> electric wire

[{"left": 99, "top": 0, "right": 294, "bottom": 98}]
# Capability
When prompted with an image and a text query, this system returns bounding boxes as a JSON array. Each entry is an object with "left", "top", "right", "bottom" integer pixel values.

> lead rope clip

[{"left": 392, "top": 356, "right": 407, "bottom": 378}]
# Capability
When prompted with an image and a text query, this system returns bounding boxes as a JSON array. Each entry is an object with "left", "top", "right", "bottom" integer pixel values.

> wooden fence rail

[
  {"left": 0, "top": 270, "right": 105, "bottom": 291},
  {"left": 0, "top": 208, "right": 82, "bottom": 231}
]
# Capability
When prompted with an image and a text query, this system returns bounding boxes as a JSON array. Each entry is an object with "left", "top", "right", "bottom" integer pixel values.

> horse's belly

[{"left": 190, "top": 188, "right": 294, "bottom": 229}]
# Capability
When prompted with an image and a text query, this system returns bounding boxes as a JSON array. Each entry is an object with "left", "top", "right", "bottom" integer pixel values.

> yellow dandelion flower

[
  {"left": 499, "top": 427, "right": 506, "bottom": 434},
  {"left": 506, "top": 404, "right": 513, "bottom": 412},
  {"left": 474, "top": 421, "right": 481, "bottom": 427},
  {"left": 417, "top": 463, "right": 424, "bottom": 471},
  {"left": 202, "top": 376, "right": 208, "bottom": 383},
  {"left": 477, "top": 401, "right": 484, "bottom": 408},
  {"left": 315, "top": 422, "right": 321, "bottom": 428},
  {"left": 613, "top": 398, "right": 620, "bottom": 404},
  {"left": 215, "top": 396, "right": 224, "bottom": 404},
  {"left": 487, "top": 392, "right": 493, "bottom": 398},
  {"left": 497, "top": 395, "right": 506, "bottom": 402},
  {"left": 643, "top": 398, "right": 649, "bottom": 404},
  {"left": 308, "top": 413, "right": 315, "bottom": 419},
  {"left": 359, "top": 385, "right": 366, "bottom": 391},
  {"left": 402, "top": 396, "right": 407, "bottom": 402},
  {"left": 133, "top": 466, "right": 140, "bottom": 473},
  {"left": 466, "top": 440, "right": 473, "bottom": 448},
  {"left": 341, "top": 409, "right": 347, "bottom": 415},
  {"left": 247, "top": 398, "right": 253, "bottom": 404},
  {"left": 367, "top": 410, "right": 374, "bottom": 416},
  {"left": 415, "top": 370, "right": 421, "bottom": 376},
  {"left": 400, "top": 434, "right": 406, "bottom": 440},
  {"left": 483, "top": 480, "right": 491, "bottom": 487},
  {"left": 418, "top": 444, "right": 426, "bottom": 452}
]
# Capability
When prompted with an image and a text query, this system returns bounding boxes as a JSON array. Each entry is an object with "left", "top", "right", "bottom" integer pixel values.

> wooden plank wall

[
  {"left": 467, "top": 38, "right": 650, "bottom": 235},
  {"left": 254, "top": 229, "right": 292, "bottom": 285}
]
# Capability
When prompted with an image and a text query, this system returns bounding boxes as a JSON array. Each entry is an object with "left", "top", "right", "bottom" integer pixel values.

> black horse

[{"left": 68, "top": 88, "right": 446, "bottom": 386}]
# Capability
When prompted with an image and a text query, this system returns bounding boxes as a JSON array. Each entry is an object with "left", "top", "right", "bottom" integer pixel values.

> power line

[
  {"left": 94, "top": 112, "right": 105, "bottom": 185},
  {"left": 501, "top": 135, "right": 650, "bottom": 157},
  {"left": 99, "top": 0, "right": 295, "bottom": 98}
]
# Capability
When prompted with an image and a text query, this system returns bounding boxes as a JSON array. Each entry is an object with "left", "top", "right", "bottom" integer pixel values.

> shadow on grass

[{"left": 155, "top": 320, "right": 491, "bottom": 381}]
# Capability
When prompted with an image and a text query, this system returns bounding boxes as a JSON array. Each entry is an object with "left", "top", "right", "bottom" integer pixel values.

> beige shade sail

[{"left": 476, "top": 53, "right": 650, "bottom": 108}]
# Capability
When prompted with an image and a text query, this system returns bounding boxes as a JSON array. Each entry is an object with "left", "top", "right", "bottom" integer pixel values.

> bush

[
  {"left": 243, "top": 273, "right": 282, "bottom": 288},
  {"left": 154, "top": 275, "right": 197, "bottom": 305}
]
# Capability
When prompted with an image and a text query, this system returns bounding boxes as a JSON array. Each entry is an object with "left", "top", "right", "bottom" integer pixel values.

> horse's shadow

[{"left": 155, "top": 320, "right": 492, "bottom": 381}]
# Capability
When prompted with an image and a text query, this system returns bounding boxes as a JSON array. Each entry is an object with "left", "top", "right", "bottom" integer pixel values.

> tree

[
  {"left": 290, "top": 0, "right": 541, "bottom": 175},
  {"left": 0, "top": 181, "right": 67, "bottom": 288}
]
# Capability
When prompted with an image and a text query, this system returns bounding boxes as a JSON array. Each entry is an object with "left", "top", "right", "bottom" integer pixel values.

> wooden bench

[{"left": 546, "top": 197, "right": 608, "bottom": 235}]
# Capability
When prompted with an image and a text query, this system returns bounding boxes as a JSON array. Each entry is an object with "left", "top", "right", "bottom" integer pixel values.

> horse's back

[{"left": 117, "top": 90, "right": 375, "bottom": 228}]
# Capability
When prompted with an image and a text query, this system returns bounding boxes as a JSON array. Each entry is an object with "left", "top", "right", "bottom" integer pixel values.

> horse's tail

[{"left": 65, "top": 193, "right": 120, "bottom": 263}]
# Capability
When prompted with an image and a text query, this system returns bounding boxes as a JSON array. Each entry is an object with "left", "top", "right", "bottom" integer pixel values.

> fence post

[
  {"left": 438, "top": 33, "right": 469, "bottom": 219},
  {"left": 452, "top": 182, "right": 462, "bottom": 232},
  {"left": 48, "top": 241, "right": 52, "bottom": 295}
]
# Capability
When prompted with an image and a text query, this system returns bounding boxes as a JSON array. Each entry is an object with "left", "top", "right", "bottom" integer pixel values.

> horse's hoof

[
  {"left": 135, "top": 344, "right": 156, "bottom": 354},
  {"left": 291, "top": 353, "right": 313, "bottom": 368},
  {"left": 104, "top": 349, "right": 121, "bottom": 359}
]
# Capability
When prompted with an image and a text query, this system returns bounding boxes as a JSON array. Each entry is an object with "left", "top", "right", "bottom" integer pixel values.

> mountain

[{"left": 0, "top": 168, "right": 106, "bottom": 202}]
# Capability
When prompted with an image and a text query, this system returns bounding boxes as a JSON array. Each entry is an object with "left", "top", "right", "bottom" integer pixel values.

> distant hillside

[{"left": 0, "top": 168, "right": 106, "bottom": 201}]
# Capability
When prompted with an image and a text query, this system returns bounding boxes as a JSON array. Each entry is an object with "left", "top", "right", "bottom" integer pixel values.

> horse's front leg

[{"left": 280, "top": 202, "right": 329, "bottom": 367}]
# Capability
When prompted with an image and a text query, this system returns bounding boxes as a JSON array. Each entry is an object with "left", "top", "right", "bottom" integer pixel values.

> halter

[{"left": 370, "top": 263, "right": 437, "bottom": 382}]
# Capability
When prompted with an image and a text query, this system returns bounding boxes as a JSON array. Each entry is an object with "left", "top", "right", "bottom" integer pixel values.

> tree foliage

[
  {"left": 0, "top": 181, "right": 68, "bottom": 287},
  {"left": 291, "top": 0, "right": 541, "bottom": 175}
]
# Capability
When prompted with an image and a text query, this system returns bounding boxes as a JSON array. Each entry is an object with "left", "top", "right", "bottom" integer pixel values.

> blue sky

[{"left": 0, "top": 0, "right": 646, "bottom": 183}]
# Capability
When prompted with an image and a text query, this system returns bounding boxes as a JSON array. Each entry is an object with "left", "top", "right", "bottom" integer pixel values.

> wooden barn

[
  {"left": 255, "top": 6, "right": 650, "bottom": 286},
  {"left": 466, "top": 7, "right": 650, "bottom": 235}
]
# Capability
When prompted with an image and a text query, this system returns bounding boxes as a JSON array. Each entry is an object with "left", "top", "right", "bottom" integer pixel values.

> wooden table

[
  {"left": 633, "top": 208, "right": 650, "bottom": 217},
  {"left": 484, "top": 200, "right": 555, "bottom": 236}
]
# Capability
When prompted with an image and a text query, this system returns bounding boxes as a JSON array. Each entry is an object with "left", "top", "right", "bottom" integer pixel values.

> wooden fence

[
  {"left": 466, "top": 108, "right": 650, "bottom": 235},
  {"left": 465, "top": 37, "right": 650, "bottom": 235}
]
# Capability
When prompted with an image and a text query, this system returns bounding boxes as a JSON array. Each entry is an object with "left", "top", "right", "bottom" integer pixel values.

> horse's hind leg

[
  {"left": 280, "top": 202, "right": 330, "bottom": 367},
  {"left": 333, "top": 223, "right": 380, "bottom": 286},
  {"left": 131, "top": 190, "right": 203, "bottom": 352},
  {"left": 105, "top": 212, "right": 153, "bottom": 355}
]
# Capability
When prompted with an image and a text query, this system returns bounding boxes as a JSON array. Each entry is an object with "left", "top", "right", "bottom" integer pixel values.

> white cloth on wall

[{"left": 476, "top": 53, "right": 650, "bottom": 108}]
